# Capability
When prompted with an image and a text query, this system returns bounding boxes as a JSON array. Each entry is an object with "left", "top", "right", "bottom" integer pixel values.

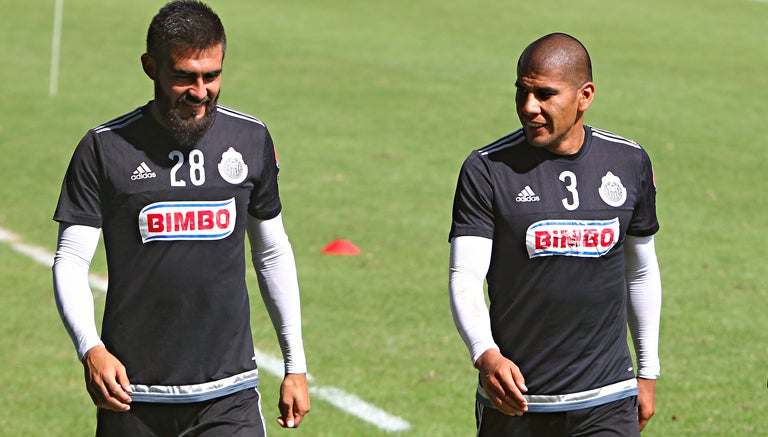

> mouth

[
  {"left": 177, "top": 97, "right": 210, "bottom": 117},
  {"left": 525, "top": 121, "right": 547, "bottom": 132}
]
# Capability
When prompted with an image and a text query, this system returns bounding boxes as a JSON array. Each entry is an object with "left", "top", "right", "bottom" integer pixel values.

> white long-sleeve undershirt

[
  {"left": 52, "top": 214, "right": 307, "bottom": 374},
  {"left": 624, "top": 235, "right": 662, "bottom": 379},
  {"left": 448, "top": 234, "right": 662, "bottom": 379},
  {"left": 448, "top": 236, "right": 498, "bottom": 364},
  {"left": 52, "top": 223, "right": 103, "bottom": 361},
  {"left": 246, "top": 214, "right": 307, "bottom": 374}
]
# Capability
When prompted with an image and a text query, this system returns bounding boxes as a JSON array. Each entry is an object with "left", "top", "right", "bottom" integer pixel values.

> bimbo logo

[
  {"left": 525, "top": 217, "right": 620, "bottom": 258},
  {"left": 138, "top": 198, "right": 236, "bottom": 243}
]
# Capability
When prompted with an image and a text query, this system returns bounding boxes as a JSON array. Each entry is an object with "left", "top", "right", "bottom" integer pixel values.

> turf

[{"left": 1, "top": 0, "right": 766, "bottom": 435}]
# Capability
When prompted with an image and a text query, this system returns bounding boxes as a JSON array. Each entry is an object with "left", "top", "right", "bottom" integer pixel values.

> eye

[
  {"left": 203, "top": 71, "right": 221, "bottom": 82},
  {"left": 536, "top": 91, "right": 555, "bottom": 100},
  {"left": 173, "top": 73, "right": 196, "bottom": 85}
]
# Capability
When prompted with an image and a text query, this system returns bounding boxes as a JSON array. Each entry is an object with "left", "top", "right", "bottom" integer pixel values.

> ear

[
  {"left": 578, "top": 82, "right": 595, "bottom": 112},
  {"left": 141, "top": 53, "right": 156, "bottom": 80}
]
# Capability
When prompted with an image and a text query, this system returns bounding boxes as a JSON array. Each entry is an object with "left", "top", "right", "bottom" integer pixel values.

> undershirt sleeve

[
  {"left": 449, "top": 235, "right": 499, "bottom": 364},
  {"left": 625, "top": 235, "right": 662, "bottom": 379},
  {"left": 52, "top": 223, "right": 104, "bottom": 361},
  {"left": 247, "top": 213, "right": 307, "bottom": 374}
]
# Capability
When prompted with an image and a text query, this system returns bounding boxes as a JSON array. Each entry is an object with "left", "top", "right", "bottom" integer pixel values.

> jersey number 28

[{"left": 169, "top": 150, "right": 206, "bottom": 187}]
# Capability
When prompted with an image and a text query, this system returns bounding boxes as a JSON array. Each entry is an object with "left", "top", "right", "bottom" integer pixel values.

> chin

[{"left": 523, "top": 134, "right": 550, "bottom": 149}]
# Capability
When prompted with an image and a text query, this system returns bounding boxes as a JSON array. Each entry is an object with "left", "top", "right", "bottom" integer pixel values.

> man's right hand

[
  {"left": 475, "top": 349, "right": 529, "bottom": 416},
  {"left": 81, "top": 345, "right": 132, "bottom": 411}
]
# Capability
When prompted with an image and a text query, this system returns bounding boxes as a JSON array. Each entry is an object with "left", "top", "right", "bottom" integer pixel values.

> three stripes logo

[
  {"left": 516, "top": 185, "right": 540, "bottom": 202},
  {"left": 131, "top": 162, "right": 157, "bottom": 181}
]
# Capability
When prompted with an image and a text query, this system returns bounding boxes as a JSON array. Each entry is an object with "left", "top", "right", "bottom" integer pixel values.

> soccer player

[
  {"left": 448, "top": 33, "right": 662, "bottom": 436},
  {"left": 52, "top": 1, "right": 309, "bottom": 435}
]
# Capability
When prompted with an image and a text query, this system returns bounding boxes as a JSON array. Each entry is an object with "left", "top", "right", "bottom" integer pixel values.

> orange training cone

[{"left": 322, "top": 239, "right": 361, "bottom": 255}]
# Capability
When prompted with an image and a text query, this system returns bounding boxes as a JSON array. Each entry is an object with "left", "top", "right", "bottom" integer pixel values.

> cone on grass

[{"left": 322, "top": 239, "right": 360, "bottom": 255}]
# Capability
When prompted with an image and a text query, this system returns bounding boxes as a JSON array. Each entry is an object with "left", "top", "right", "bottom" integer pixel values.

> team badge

[
  {"left": 218, "top": 147, "right": 248, "bottom": 184},
  {"left": 598, "top": 172, "right": 626, "bottom": 207}
]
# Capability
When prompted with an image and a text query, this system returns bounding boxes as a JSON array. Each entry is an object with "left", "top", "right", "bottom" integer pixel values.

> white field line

[
  {"left": 49, "top": 0, "right": 64, "bottom": 97},
  {"left": 0, "top": 225, "right": 411, "bottom": 433}
]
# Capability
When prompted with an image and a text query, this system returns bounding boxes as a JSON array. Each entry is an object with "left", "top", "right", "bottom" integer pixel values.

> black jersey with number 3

[
  {"left": 54, "top": 103, "right": 281, "bottom": 393},
  {"left": 450, "top": 126, "right": 658, "bottom": 396}
]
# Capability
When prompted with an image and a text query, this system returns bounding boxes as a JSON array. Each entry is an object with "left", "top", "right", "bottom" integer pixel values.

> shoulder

[
  {"left": 476, "top": 128, "right": 527, "bottom": 157},
  {"left": 461, "top": 129, "right": 527, "bottom": 168},
  {"left": 215, "top": 104, "right": 267, "bottom": 129},
  {"left": 587, "top": 126, "right": 652, "bottom": 163},
  {"left": 91, "top": 107, "right": 145, "bottom": 135},
  {"left": 589, "top": 126, "right": 643, "bottom": 150},
  {"left": 464, "top": 129, "right": 544, "bottom": 175}
]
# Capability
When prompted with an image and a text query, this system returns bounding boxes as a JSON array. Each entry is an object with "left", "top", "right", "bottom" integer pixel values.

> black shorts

[
  {"left": 96, "top": 388, "right": 266, "bottom": 437},
  {"left": 476, "top": 396, "right": 640, "bottom": 437}
]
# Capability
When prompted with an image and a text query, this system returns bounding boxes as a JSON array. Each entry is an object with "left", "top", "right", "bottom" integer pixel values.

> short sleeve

[
  {"left": 53, "top": 130, "right": 105, "bottom": 228},
  {"left": 627, "top": 148, "right": 659, "bottom": 237},
  {"left": 449, "top": 151, "right": 495, "bottom": 241},
  {"left": 247, "top": 128, "right": 282, "bottom": 220}
]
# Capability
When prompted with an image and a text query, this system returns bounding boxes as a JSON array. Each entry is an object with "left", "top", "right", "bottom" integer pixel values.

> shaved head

[
  {"left": 514, "top": 33, "right": 596, "bottom": 155},
  {"left": 517, "top": 33, "right": 592, "bottom": 87}
]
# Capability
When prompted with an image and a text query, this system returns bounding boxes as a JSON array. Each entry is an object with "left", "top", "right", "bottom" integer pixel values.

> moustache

[{"left": 177, "top": 94, "right": 211, "bottom": 106}]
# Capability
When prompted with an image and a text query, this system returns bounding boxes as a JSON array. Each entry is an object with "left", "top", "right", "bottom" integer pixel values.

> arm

[
  {"left": 52, "top": 223, "right": 132, "bottom": 411},
  {"left": 449, "top": 236, "right": 528, "bottom": 416},
  {"left": 625, "top": 235, "right": 662, "bottom": 431},
  {"left": 247, "top": 214, "right": 310, "bottom": 428}
]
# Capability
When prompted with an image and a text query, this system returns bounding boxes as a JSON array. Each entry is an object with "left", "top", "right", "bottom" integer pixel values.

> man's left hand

[
  {"left": 277, "top": 373, "right": 311, "bottom": 428},
  {"left": 637, "top": 377, "right": 656, "bottom": 431}
]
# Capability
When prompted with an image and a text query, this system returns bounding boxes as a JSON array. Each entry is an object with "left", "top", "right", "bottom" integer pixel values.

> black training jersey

[
  {"left": 450, "top": 126, "right": 658, "bottom": 396},
  {"left": 54, "top": 103, "right": 281, "bottom": 393}
]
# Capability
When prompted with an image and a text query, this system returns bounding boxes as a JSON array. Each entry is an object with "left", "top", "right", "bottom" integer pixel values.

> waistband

[
  {"left": 477, "top": 378, "right": 638, "bottom": 413},
  {"left": 129, "top": 369, "right": 259, "bottom": 403}
]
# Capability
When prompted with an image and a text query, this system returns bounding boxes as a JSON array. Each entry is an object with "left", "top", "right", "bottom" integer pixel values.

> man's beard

[{"left": 155, "top": 81, "right": 218, "bottom": 148}]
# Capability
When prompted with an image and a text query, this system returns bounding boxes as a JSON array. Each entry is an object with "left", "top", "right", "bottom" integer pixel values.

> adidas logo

[
  {"left": 515, "top": 185, "right": 540, "bottom": 202},
  {"left": 131, "top": 162, "right": 157, "bottom": 181}
]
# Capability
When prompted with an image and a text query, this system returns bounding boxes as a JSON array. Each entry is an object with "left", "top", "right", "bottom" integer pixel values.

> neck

[
  {"left": 545, "top": 124, "right": 585, "bottom": 156},
  {"left": 148, "top": 101, "right": 168, "bottom": 128}
]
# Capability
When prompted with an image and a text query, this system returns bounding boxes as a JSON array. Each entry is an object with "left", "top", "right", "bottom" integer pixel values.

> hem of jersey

[
  {"left": 448, "top": 227, "right": 494, "bottom": 242},
  {"left": 52, "top": 214, "right": 103, "bottom": 229},
  {"left": 248, "top": 205, "right": 282, "bottom": 221},
  {"left": 476, "top": 378, "right": 638, "bottom": 413},
  {"left": 627, "top": 225, "right": 660, "bottom": 238},
  {"left": 129, "top": 369, "right": 259, "bottom": 403}
]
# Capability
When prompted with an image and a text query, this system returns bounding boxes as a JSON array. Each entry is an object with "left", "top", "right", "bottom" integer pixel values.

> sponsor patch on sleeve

[
  {"left": 526, "top": 218, "right": 620, "bottom": 258},
  {"left": 138, "top": 198, "right": 236, "bottom": 243}
]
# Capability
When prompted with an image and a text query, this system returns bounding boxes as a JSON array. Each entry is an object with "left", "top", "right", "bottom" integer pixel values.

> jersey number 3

[
  {"left": 559, "top": 171, "right": 580, "bottom": 211},
  {"left": 169, "top": 150, "right": 206, "bottom": 187}
]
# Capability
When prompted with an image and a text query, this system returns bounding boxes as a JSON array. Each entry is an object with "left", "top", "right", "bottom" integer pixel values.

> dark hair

[
  {"left": 518, "top": 33, "right": 592, "bottom": 86},
  {"left": 146, "top": 0, "right": 226, "bottom": 59}
]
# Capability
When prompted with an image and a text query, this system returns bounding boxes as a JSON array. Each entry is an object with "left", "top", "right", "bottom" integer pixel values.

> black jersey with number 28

[{"left": 55, "top": 103, "right": 281, "bottom": 393}]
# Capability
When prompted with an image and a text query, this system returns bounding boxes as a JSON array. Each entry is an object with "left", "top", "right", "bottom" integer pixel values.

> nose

[
  {"left": 520, "top": 93, "right": 540, "bottom": 115},
  {"left": 188, "top": 77, "right": 207, "bottom": 101}
]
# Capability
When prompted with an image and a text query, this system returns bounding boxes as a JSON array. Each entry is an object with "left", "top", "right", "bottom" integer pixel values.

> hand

[
  {"left": 276, "top": 373, "right": 310, "bottom": 428},
  {"left": 81, "top": 345, "right": 132, "bottom": 411},
  {"left": 475, "top": 349, "right": 528, "bottom": 416},
  {"left": 637, "top": 378, "right": 656, "bottom": 431}
]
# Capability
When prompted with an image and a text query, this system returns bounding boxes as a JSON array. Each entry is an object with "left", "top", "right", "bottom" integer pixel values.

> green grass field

[{"left": 2, "top": 0, "right": 767, "bottom": 435}]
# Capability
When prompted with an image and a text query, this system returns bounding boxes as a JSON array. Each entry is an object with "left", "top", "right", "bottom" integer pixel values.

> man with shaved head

[{"left": 449, "top": 33, "right": 661, "bottom": 435}]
